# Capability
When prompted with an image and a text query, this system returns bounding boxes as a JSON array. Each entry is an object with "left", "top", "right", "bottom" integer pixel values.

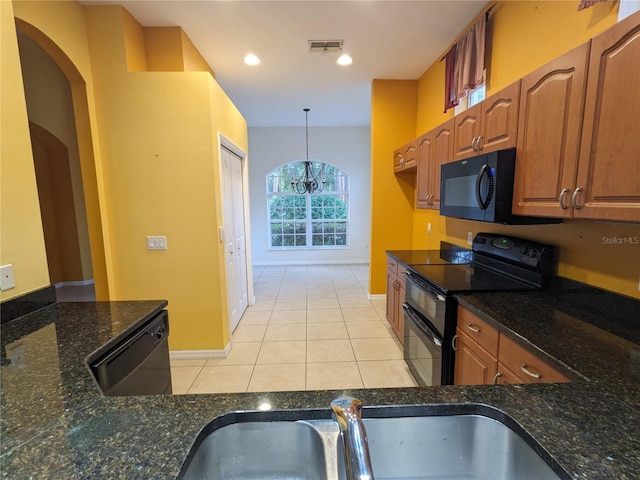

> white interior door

[{"left": 221, "top": 146, "right": 248, "bottom": 333}]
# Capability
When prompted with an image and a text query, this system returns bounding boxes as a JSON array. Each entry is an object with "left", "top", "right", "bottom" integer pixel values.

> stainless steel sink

[
  {"left": 179, "top": 419, "right": 344, "bottom": 480},
  {"left": 178, "top": 404, "right": 569, "bottom": 480}
]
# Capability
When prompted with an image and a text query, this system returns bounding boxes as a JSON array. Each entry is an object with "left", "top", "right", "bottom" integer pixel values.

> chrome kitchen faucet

[{"left": 330, "top": 396, "right": 375, "bottom": 480}]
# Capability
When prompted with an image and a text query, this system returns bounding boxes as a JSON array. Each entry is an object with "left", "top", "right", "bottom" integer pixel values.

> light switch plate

[
  {"left": 467, "top": 232, "right": 474, "bottom": 245},
  {"left": 0, "top": 264, "right": 16, "bottom": 290},
  {"left": 146, "top": 236, "right": 167, "bottom": 250}
]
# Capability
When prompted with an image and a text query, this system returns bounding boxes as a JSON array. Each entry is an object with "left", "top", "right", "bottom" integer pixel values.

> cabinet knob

[
  {"left": 477, "top": 135, "right": 483, "bottom": 151},
  {"left": 471, "top": 137, "right": 478, "bottom": 151},
  {"left": 558, "top": 188, "right": 569, "bottom": 210},
  {"left": 492, "top": 372, "right": 502, "bottom": 384},
  {"left": 571, "top": 187, "right": 583, "bottom": 210},
  {"left": 452, "top": 334, "right": 458, "bottom": 351}
]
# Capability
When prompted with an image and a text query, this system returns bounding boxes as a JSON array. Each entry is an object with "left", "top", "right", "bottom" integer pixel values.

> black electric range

[{"left": 403, "top": 233, "right": 555, "bottom": 386}]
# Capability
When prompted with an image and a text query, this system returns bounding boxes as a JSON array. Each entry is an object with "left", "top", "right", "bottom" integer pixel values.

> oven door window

[{"left": 404, "top": 304, "right": 442, "bottom": 387}]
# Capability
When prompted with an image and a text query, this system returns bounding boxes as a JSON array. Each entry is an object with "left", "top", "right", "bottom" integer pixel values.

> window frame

[{"left": 266, "top": 161, "right": 349, "bottom": 250}]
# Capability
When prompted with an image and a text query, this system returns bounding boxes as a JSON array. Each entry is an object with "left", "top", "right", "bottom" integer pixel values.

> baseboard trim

[
  {"left": 170, "top": 344, "right": 232, "bottom": 360},
  {"left": 55, "top": 280, "right": 95, "bottom": 288},
  {"left": 253, "top": 259, "right": 369, "bottom": 266},
  {"left": 368, "top": 293, "right": 386, "bottom": 301}
]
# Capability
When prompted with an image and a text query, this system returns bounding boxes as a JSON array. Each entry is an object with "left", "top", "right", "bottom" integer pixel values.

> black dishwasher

[{"left": 90, "top": 310, "right": 172, "bottom": 396}]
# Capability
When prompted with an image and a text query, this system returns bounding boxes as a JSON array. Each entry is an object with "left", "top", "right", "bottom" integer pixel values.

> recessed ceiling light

[
  {"left": 337, "top": 54, "right": 352, "bottom": 66},
  {"left": 244, "top": 53, "right": 260, "bottom": 66}
]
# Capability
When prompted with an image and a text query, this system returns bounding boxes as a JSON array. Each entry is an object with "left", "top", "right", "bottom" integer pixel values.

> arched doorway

[{"left": 15, "top": 19, "right": 109, "bottom": 300}]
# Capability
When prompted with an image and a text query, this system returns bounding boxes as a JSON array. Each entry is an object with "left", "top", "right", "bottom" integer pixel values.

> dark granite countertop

[{"left": 2, "top": 287, "right": 640, "bottom": 479}]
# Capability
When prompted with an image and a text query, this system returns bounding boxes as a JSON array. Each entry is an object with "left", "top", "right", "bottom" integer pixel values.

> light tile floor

[{"left": 170, "top": 264, "right": 418, "bottom": 393}]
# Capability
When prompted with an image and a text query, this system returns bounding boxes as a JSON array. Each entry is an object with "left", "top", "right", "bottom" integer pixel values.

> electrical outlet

[
  {"left": 0, "top": 265, "right": 15, "bottom": 290},
  {"left": 427, "top": 223, "right": 432, "bottom": 234},
  {"left": 467, "top": 232, "right": 474, "bottom": 245},
  {"left": 146, "top": 236, "right": 167, "bottom": 250}
]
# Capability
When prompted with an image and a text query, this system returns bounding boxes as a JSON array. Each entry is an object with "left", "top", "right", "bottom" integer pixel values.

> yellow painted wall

[
  {"left": 7, "top": 2, "right": 248, "bottom": 349},
  {"left": 14, "top": 0, "right": 114, "bottom": 301},
  {"left": 369, "top": 80, "right": 418, "bottom": 294},
  {"left": 83, "top": 6, "right": 247, "bottom": 349},
  {"left": 143, "top": 27, "right": 215, "bottom": 76},
  {"left": 18, "top": 31, "right": 93, "bottom": 282},
  {"left": 408, "top": 1, "right": 639, "bottom": 299},
  {"left": 0, "top": 0, "right": 50, "bottom": 300}
]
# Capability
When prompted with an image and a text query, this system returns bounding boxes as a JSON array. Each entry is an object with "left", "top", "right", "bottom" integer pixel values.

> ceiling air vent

[{"left": 308, "top": 40, "right": 343, "bottom": 53}]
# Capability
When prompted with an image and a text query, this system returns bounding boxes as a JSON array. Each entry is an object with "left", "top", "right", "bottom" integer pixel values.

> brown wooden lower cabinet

[
  {"left": 454, "top": 329, "right": 497, "bottom": 385},
  {"left": 499, "top": 334, "right": 570, "bottom": 384},
  {"left": 385, "top": 255, "right": 406, "bottom": 345},
  {"left": 454, "top": 305, "right": 570, "bottom": 385},
  {"left": 495, "top": 364, "right": 525, "bottom": 385}
]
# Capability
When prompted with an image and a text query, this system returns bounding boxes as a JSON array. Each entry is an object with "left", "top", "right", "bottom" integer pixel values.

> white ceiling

[{"left": 83, "top": 1, "right": 488, "bottom": 127}]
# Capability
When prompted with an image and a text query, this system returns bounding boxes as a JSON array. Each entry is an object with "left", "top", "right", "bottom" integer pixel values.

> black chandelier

[{"left": 291, "top": 108, "right": 325, "bottom": 194}]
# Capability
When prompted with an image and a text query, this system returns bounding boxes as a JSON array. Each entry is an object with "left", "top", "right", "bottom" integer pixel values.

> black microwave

[{"left": 440, "top": 149, "right": 559, "bottom": 224}]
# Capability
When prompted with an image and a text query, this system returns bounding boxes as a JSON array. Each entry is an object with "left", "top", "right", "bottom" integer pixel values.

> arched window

[{"left": 266, "top": 161, "right": 349, "bottom": 249}]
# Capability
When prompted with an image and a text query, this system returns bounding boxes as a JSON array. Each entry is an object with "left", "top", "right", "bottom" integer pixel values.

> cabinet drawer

[
  {"left": 386, "top": 257, "right": 398, "bottom": 276},
  {"left": 499, "top": 335, "right": 570, "bottom": 384},
  {"left": 457, "top": 306, "right": 499, "bottom": 357},
  {"left": 397, "top": 264, "right": 407, "bottom": 286}
]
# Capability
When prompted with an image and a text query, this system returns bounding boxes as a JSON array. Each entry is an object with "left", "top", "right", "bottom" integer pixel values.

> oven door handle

[
  {"left": 405, "top": 271, "right": 446, "bottom": 302},
  {"left": 403, "top": 304, "right": 443, "bottom": 347}
]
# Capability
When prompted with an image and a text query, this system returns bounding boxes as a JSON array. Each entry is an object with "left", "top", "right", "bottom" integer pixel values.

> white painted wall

[{"left": 248, "top": 126, "right": 371, "bottom": 265}]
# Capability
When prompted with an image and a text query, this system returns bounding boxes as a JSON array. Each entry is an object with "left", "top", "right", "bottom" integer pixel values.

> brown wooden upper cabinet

[
  {"left": 574, "top": 11, "right": 640, "bottom": 222},
  {"left": 512, "top": 42, "right": 590, "bottom": 219},
  {"left": 416, "top": 119, "right": 454, "bottom": 209},
  {"left": 393, "top": 139, "right": 417, "bottom": 173},
  {"left": 513, "top": 10, "right": 640, "bottom": 222},
  {"left": 453, "top": 80, "right": 521, "bottom": 161}
]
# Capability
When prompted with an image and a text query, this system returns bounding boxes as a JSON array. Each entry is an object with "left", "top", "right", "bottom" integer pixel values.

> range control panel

[{"left": 472, "top": 232, "right": 554, "bottom": 274}]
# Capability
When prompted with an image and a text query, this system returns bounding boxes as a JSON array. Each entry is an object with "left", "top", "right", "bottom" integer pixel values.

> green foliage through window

[{"left": 267, "top": 161, "right": 349, "bottom": 249}]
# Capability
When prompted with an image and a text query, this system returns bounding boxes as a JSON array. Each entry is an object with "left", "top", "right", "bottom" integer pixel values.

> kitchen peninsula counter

[{"left": 1, "top": 293, "right": 639, "bottom": 479}]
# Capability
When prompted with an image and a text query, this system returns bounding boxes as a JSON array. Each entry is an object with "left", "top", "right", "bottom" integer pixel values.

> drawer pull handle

[
  {"left": 520, "top": 364, "right": 541, "bottom": 379},
  {"left": 493, "top": 372, "right": 502, "bottom": 384},
  {"left": 452, "top": 334, "right": 458, "bottom": 351},
  {"left": 466, "top": 323, "right": 480, "bottom": 333}
]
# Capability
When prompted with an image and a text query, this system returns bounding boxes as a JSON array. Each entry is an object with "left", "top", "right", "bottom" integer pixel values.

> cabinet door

[
  {"left": 574, "top": 11, "right": 640, "bottom": 222},
  {"left": 429, "top": 119, "right": 454, "bottom": 209},
  {"left": 394, "top": 140, "right": 417, "bottom": 173},
  {"left": 386, "top": 269, "right": 397, "bottom": 329},
  {"left": 416, "top": 132, "right": 433, "bottom": 209},
  {"left": 512, "top": 42, "right": 590, "bottom": 218},
  {"left": 453, "top": 103, "right": 482, "bottom": 161},
  {"left": 395, "top": 280, "right": 406, "bottom": 345},
  {"left": 454, "top": 329, "right": 498, "bottom": 385},
  {"left": 479, "top": 81, "right": 520, "bottom": 153}
]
